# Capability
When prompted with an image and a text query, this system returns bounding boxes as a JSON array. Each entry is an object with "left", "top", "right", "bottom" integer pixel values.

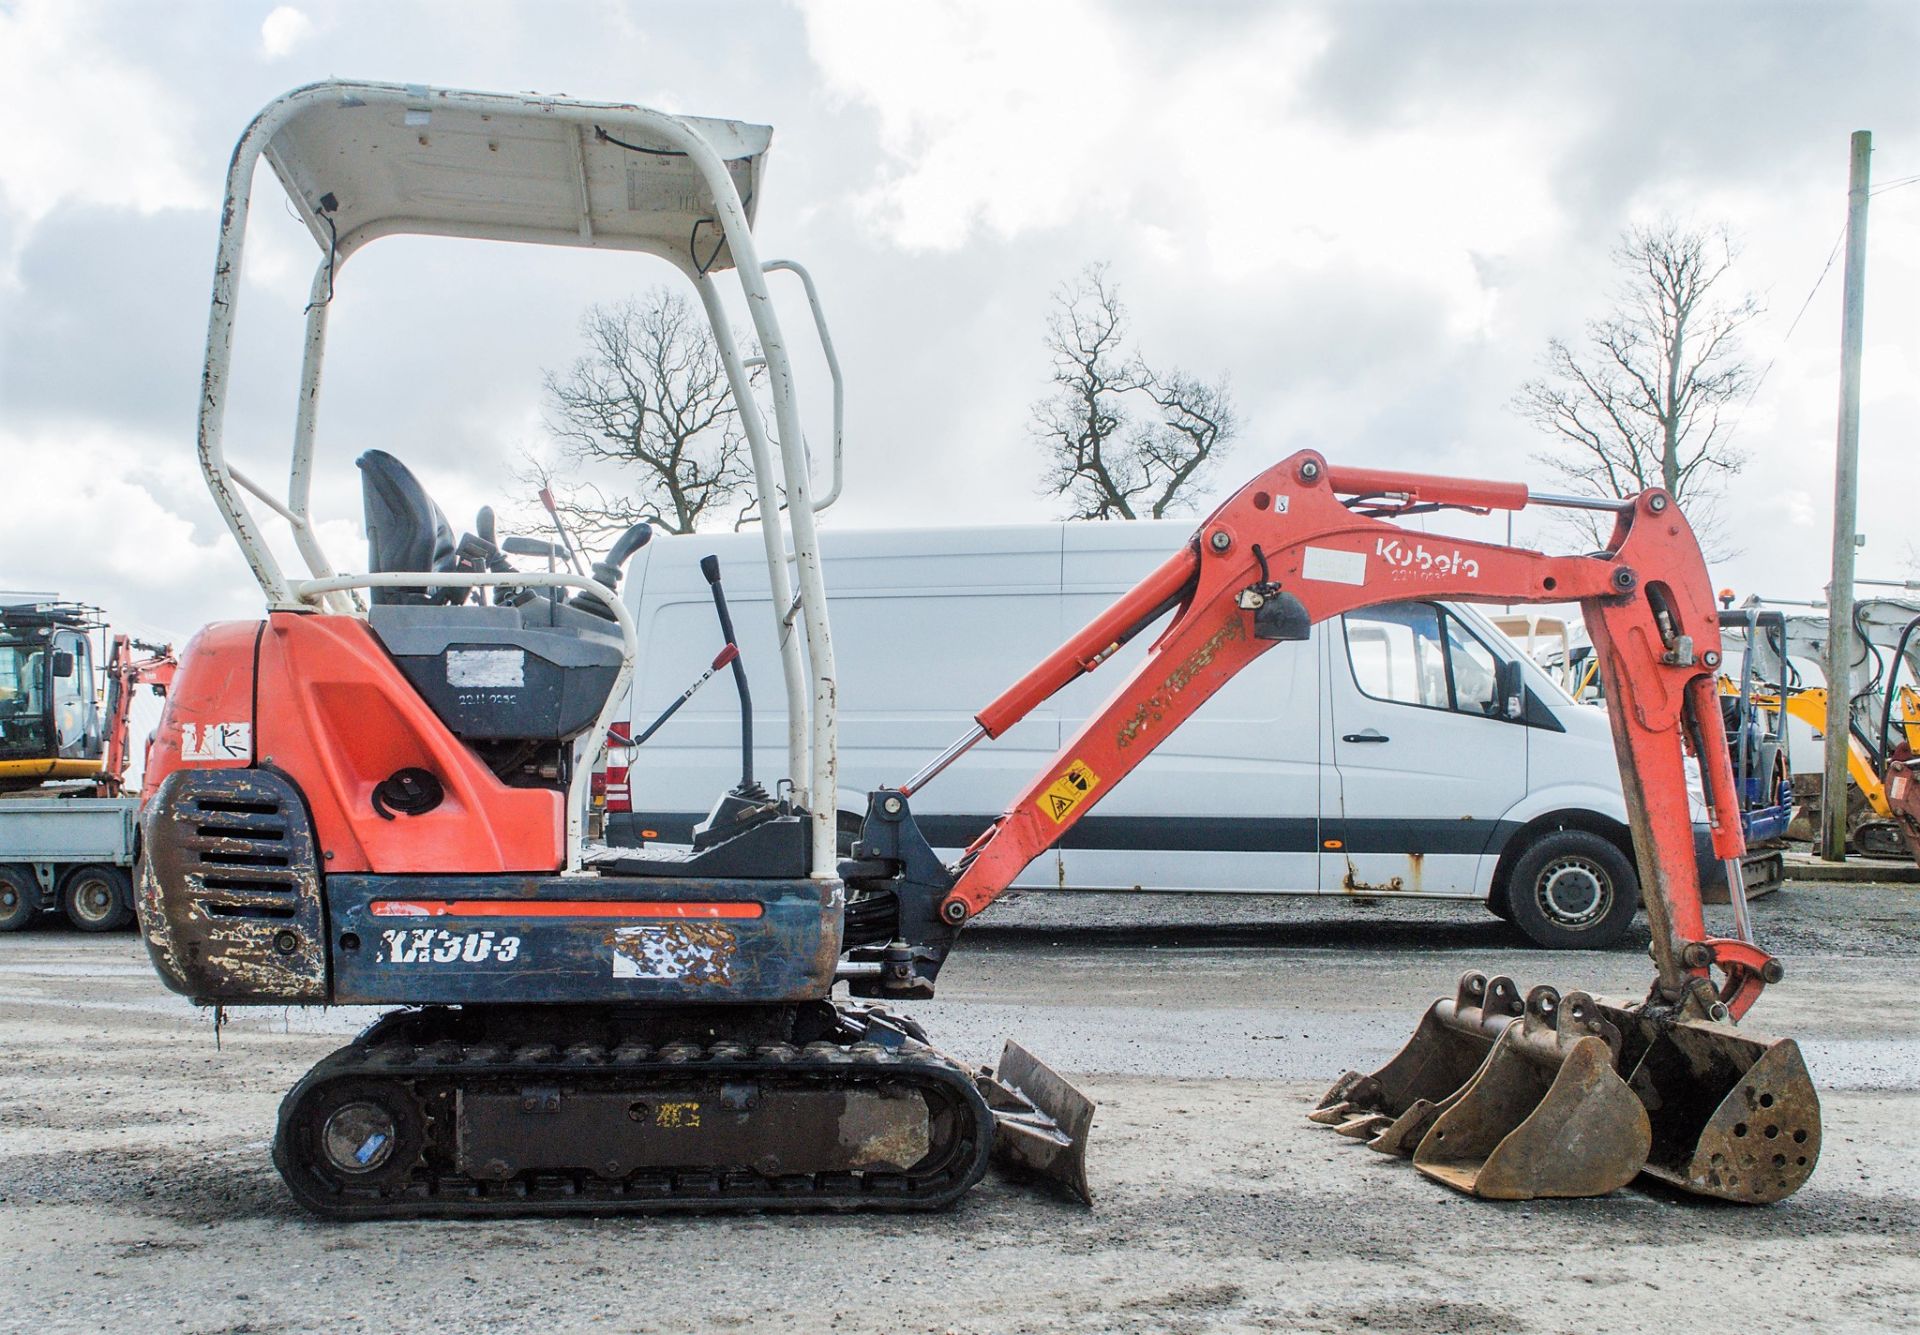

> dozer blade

[
  {"left": 1412, "top": 987, "right": 1651, "bottom": 1200},
  {"left": 1600, "top": 1002, "right": 1821, "bottom": 1203},
  {"left": 1311, "top": 971, "right": 1525, "bottom": 1154},
  {"left": 976, "top": 1040, "right": 1095, "bottom": 1205}
]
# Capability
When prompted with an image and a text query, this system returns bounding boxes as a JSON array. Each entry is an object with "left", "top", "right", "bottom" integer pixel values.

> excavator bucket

[
  {"left": 1412, "top": 987, "right": 1651, "bottom": 1200},
  {"left": 976, "top": 1041, "right": 1096, "bottom": 1204},
  {"left": 1310, "top": 971, "right": 1525, "bottom": 1154},
  {"left": 1600, "top": 1003, "right": 1822, "bottom": 1203}
]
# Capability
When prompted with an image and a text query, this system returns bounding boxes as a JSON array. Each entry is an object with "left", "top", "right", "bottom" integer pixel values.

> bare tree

[
  {"left": 1515, "top": 219, "right": 1761, "bottom": 549},
  {"left": 1032, "top": 264, "right": 1236, "bottom": 520},
  {"left": 529, "top": 291, "right": 758, "bottom": 541}
]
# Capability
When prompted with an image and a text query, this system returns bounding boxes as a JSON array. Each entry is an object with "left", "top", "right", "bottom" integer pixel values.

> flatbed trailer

[{"left": 0, "top": 790, "right": 139, "bottom": 931}]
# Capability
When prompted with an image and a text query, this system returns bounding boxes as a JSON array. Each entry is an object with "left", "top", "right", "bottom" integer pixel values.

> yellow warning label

[
  {"left": 1038, "top": 760, "right": 1101, "bottom": 824},
  {"left": 656, "top": 1101, "right": 702, "bottom": 1129}
]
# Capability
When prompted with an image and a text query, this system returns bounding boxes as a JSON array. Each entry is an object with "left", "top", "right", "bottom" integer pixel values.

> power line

[{"left": 1718, "top": 219, "right": 1848, "bottom": 455}]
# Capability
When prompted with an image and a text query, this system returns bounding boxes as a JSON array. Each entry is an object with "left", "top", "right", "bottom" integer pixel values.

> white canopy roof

[{"left": 255, "top": 81, "right": 771, "bottom": 270}]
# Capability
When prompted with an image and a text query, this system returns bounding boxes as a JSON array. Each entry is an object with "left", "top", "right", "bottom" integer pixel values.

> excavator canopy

[{"left": 258, "top": 81, "right": 770, "bottom": 269}]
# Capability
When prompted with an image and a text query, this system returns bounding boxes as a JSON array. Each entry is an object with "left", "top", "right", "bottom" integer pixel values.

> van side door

[
  {"left": 1053, "top": 526, "right": 1321, "bottom": 893},
  {"left": 1321, "top": 601, "right": 1527, "bottom": 897}
]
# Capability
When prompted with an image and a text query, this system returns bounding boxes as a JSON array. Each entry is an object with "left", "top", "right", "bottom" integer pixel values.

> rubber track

[{"left": 272, "top": 1030, "right": 995, "bottom": 1218}]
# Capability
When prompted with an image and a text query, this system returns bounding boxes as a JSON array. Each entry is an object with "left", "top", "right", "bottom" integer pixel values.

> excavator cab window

[{"left": 0, "top": 640, "right": 50, "bottom": 761}]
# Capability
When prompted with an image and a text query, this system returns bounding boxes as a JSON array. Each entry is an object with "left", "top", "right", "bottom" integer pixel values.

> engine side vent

[{"left": 138, "top": 767, "right": 328, "bottom": 1004}]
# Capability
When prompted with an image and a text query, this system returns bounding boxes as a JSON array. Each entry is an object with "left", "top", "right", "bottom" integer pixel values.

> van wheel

[
  {"left": 61, "top": 865, "right": 134, "bottom": 932},
  {"left": 0, "top": 867, "right": 37, "bottom": 932},
  {"left": 1502, "top": 830, "right": 1638, "bottom": 949}
]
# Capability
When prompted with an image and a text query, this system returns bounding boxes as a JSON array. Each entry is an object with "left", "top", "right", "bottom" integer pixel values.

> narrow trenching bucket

[
  {"left": 1411, "top": 987, "right": 1652, "bottom": 1200},
  {"left": 1599, "top": 1002, "right": 1822, "bottom": 1203},
  {"left": 1311, "top": 971, "right": 1525, "bottom": 1155},
  {"left": 976, "top": 1040, "right": 1096, "bottom": 1204}
]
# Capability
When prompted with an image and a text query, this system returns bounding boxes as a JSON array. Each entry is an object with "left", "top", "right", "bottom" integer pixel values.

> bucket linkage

[{"left": 1311, "top": 969, "right": 1820, "bottom": 1203}]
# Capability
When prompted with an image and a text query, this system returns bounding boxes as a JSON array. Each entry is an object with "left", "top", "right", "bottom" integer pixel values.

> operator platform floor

[{"left": 1, "top": 882, "right": 1915, "bottom": 1334}]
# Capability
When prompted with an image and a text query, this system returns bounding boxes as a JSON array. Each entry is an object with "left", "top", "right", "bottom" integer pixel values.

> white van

[{"left": 607, "top": 521, "right": 1660, "bottom": 948}]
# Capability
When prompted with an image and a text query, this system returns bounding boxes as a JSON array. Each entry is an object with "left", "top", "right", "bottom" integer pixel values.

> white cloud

[
  {"left": 259, "top": 5, "right": 315, "bottom": 60},
  {"left": 0, "top": 425, "right": 261, "bottom": 637},
  {"left": 800, "top": 1, "right": 1569, "bottom": 339},
  {"left": 0, "top": 0, "right": 205, "bottom": 245}
]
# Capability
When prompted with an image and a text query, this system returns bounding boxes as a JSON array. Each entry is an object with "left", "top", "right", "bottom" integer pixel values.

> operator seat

[
  {"left": 356, "top": 449, "right": 461, "bottom": 605},
  {"left": 353, "top": 449, "right": 627, "bottom": 747}
]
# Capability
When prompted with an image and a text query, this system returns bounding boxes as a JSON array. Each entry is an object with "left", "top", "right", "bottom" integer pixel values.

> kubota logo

[{"left": 1375, "top": 537, "right": 1480, "bottom": 579}]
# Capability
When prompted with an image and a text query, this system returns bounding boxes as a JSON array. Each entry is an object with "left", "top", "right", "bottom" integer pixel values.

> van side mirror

[
  {"left": 51, "top": 650, "right": 76, "bottom": 679},
  {"left": 1496, "top": 658, "right": 1525, "bottom": 721}
]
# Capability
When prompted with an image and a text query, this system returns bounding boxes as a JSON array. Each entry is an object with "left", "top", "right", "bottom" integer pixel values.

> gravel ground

[{"left": 0, "top": 880, "right": 1915, "bottom": 1334}]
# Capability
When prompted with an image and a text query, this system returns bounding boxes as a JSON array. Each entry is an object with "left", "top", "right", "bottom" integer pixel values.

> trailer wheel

[
  {"left": 0, "top": 866, "right": 37, "bottom": 932},
  {"left": 61, "top": 865, "right": 134, "bottom": 932},
  {"left": 1502, "top": 830, "right": 1638, "bottom": 949}
]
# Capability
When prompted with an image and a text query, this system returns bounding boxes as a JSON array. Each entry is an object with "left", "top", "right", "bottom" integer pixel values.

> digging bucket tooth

[
  {"left": 1412, "top": 986, "right": 1652, "bottom": 1200},
  {"left": 1311, "top": 971, "right": 1525, "bottom": 1153},
  {"left": 975, "top": 1040, "right": 1096, "bottom": 1205},
  {"left": 1599, "top": 1002, "right": 1822, "bottom": 1204}
]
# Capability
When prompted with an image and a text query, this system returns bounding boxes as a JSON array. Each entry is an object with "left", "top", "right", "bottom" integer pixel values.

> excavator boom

[
  {"left": 923, "top": 451, "right": 1766, "bottom": 1016},
  {"left": 852, "top": 449, "right": 1817, "bottom": 1203}
]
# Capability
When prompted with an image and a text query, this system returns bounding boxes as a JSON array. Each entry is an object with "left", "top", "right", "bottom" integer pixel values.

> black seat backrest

[{"left": 356, "top": 450, "right": 459, "bottom": 606}]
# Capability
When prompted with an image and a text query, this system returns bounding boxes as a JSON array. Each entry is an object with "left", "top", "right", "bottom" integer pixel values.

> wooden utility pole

[{"left": 1822, "top": 130, "right": 1872, "bottom": 861}]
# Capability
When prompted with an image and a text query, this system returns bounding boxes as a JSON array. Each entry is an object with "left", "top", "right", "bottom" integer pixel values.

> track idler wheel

[
  {"left": 274, "top": 1075, "right": 430, "bottom": 1206},
  {"left": 1410, "top": 987, "right": 1650, "bottom": 1200}
]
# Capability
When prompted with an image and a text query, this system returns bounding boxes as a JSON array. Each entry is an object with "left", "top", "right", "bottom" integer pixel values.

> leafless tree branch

[
  {"left": 521, "top": 290, "right": 761, "bottom": 545},
  {"left": 1030, "top": 263, "right": 1237, "bottom": 520},
  {"left": 1513, "top": 218, "right": 1760, "bottom": 560}
]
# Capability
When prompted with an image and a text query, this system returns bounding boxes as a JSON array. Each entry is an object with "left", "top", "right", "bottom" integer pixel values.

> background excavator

[
  {"left": 1727, "top": 598, "right": 1920, "bottom": 862},
  {"left": 135, "top": 80, "right": 1818, "bottom": 1217},
  {"left": 0, "top": 598, "right": 174, "bottom": 930}
]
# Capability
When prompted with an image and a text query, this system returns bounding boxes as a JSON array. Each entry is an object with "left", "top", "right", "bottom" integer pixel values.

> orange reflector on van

[
  {"left": 369, "top": 900, "right": 763, "bottom": 920},
  {"left": 1323, "top": 839, "right": 1344, "bottom": 850}
]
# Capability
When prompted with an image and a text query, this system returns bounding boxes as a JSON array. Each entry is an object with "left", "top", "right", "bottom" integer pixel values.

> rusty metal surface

[
  {"left": 136, "top": 767, "right": 327, "bottom": 1004},
  {"left": 456, "top": 1084, "right": 933, "bottom": 1179},
  {"left": 1311, "top": 971, "right": 1522, "bottom": 1151},
  {"left": 977, "top": 1040, "right": 1096, "bottom": 1205},
  {"left": 1412, "top": 988, "right": 1650, "bottom": 1200},
  {"left": 1603, "top": 1002, "right": 1822, "bottom": 1203},
  {"left": 1316, "top": 974, "right": 1824, "bottom": 1206}
]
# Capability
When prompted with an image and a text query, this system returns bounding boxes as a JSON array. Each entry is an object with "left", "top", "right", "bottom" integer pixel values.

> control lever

[
  {"left": 629, "top": 644, "right": 741, "bottom": 749},
  {"left": 701, "top": 555, "right": 757, "bottom": 796},
  {"left": 503, "top": 535, "right": 564, "bottom": 564},
  {"left": 567, "top": 522, "right": 651, "bottom": 620}
]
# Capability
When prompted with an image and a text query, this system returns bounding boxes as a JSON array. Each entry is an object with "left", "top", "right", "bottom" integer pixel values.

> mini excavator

[{"left": 136, "top": 81, "right": 1819, "bottom": 1217}]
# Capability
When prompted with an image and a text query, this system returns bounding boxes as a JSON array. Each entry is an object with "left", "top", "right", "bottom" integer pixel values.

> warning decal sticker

[{"left": 1038, "top": 760, "right": 1101, "bottom": 824}]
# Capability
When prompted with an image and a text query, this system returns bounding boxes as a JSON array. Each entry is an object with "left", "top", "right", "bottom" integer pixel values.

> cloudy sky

[{"left": 1, "top": 0, "right": 1915, "bottom": 641}]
